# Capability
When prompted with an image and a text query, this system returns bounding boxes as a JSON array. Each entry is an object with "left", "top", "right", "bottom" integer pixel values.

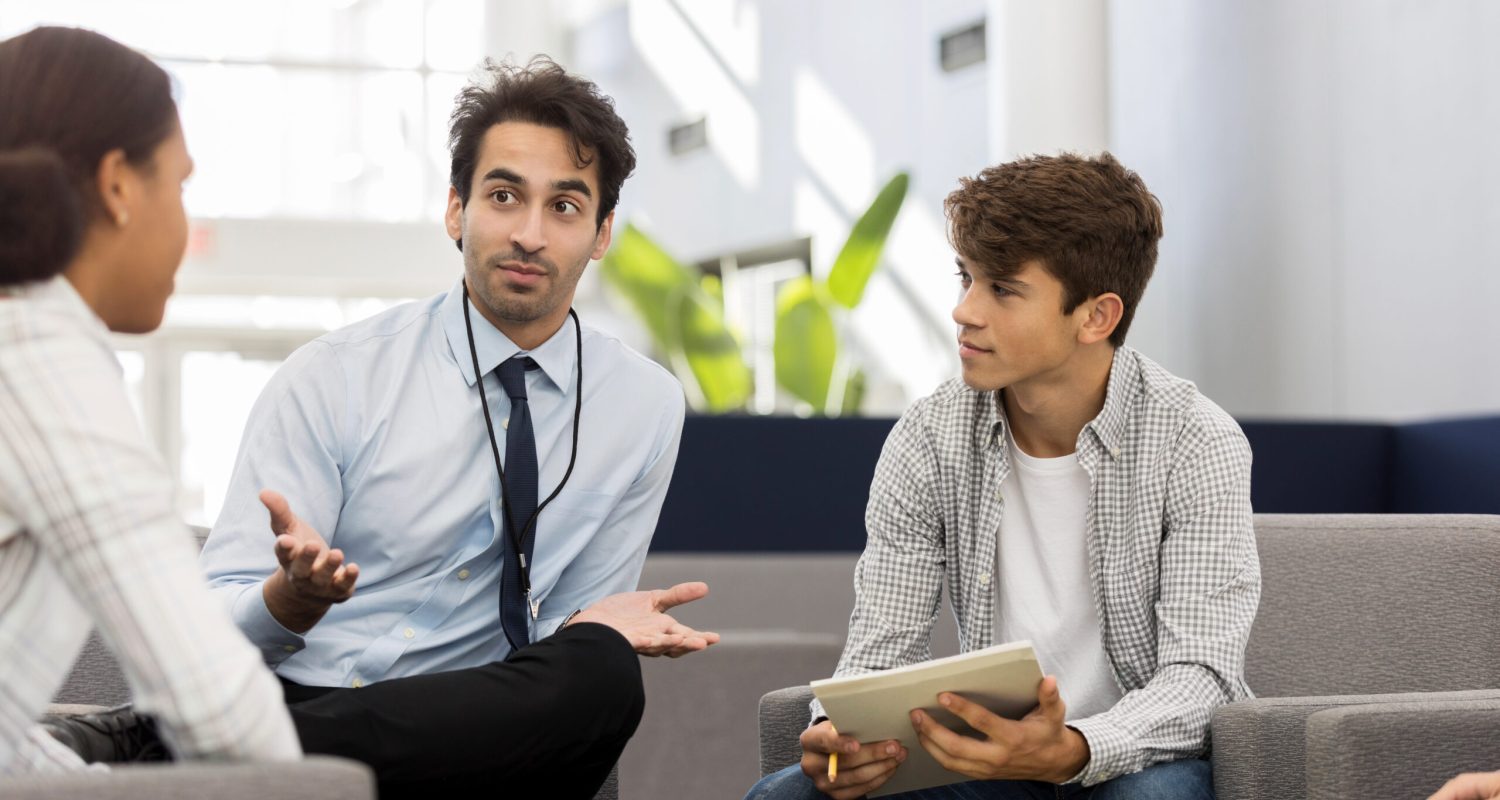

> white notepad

[{"left": 810, "top": 641, "right": 1043, "bottom": 797}]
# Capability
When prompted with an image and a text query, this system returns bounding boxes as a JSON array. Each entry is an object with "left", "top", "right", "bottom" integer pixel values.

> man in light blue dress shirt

[{"left": 194, "top": 58, "right": 716, "bottom": 799}]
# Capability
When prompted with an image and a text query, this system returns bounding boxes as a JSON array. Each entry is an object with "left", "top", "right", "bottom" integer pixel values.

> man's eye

[
  {"left": 955, "top": 271, "right": 971, "bottom": 286},
  {"left": 554, "top": 200, "right": 579, "bottom": 214},
  {"left": 492, "top": 189, "right": 516, "bottom": 203}
]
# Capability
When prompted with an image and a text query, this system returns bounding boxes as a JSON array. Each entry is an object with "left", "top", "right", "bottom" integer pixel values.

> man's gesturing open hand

[
  {"left": 260, "top": 489, "right": 359, "bottom": 633},
  {"left": 569, "top": 582, "right": 720, "bottom": 657}
]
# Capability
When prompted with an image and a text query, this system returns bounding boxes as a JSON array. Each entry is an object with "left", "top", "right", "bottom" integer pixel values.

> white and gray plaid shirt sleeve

[
  {"left": 0, "top": 281, "right": 301, "bottom": 772},
  {"left": 1068, "top": 429, "right": 1257, "bottom": 784},
  {"left": 808, "top": 405, "right": 951, "bottom": 723}
]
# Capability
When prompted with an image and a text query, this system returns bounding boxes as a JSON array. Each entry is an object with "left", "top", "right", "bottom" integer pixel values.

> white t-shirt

[{"left": 994, "top": 427, "right": 1124, "bottom": 721}]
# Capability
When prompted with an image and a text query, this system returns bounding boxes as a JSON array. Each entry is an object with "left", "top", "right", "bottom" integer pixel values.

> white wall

[
  {"left": 172, "top": 1, "right": 1500, "bottom": 422},
  {"left": 569, "top": 0, "right": 997, "bottom": 412},
  {"left": 1110, "top": 0, "right": 1500, "bottom": 420}
]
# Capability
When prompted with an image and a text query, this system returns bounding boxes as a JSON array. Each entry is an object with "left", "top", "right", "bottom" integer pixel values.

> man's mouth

[{"left": 958, "top": 337, "right": 992, "bottom": 357}]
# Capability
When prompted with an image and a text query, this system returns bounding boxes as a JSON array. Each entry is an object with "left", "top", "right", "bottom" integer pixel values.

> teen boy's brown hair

[{"left": 945, "top": 152, "right": 1164, "bottom": 347}]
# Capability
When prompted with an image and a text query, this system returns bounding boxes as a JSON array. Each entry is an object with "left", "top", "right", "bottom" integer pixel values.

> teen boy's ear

[{"left": 1077, "top": 293, "right": 1125, "bottom": 346}]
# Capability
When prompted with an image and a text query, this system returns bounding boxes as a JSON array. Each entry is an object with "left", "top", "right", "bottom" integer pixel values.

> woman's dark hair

[
  {"left": 0, "top": 26, "right": 177, "bottom": 285},
  {"left": 448, "top": 56, "right": 635, "bottom": 242}
]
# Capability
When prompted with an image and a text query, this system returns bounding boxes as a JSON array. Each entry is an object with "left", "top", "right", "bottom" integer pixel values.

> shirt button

[
  {"left": 352, "top": 678, "right": 364, "bottom": 688},
  {"left": 403, "top": 627, "right": 415, "bottom": 639},
  {"left": 458, "top": 569, "right": 471, "bottom": 580},
  {"left": 1110, "top": 447, "right": 1121, "bottom": 459},
  {"left": 502, "top": 418, "right": 509, "bottom": 431},
  {"left": 979, "top": 573, "right": 992, "bottom": 586},
  {"left": 282, "top": 645, "right": 296, "bottom": 653}
]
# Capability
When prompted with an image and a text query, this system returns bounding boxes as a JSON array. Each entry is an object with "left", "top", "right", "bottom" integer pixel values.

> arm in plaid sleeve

[
  {"left": 810, "top": 400, "right": 950, "bottom": 724},
  {"left": 1068, "top": 426, "right": 1259, "bottom": 784},
  {"left": 2, "top": 326, "right": 301, "bottom": 763}
]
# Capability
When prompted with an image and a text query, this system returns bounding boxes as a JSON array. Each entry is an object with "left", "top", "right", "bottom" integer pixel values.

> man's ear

[
  {"left": 94, "top": 148, "right": 133, "bottom": 227},
  {"left": 1078, "top": 293, "right": 1124, "bottom": 346},
  {"left": 590, "top": 210, "right": 615, "bottom": 261},
  {"left": 444, "top": 186, "right": 464, "bottom": 252}
]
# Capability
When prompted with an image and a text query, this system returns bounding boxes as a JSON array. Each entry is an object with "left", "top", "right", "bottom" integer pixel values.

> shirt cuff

[
  {"left": 230, "top": 582, "right": 307, "bottom": 666},
  {"left": 809, "top": 697, "right": 827, "bottom": 727},
  {"left": 1065, "top": 715, "right": 1138, "bottom": 786}
]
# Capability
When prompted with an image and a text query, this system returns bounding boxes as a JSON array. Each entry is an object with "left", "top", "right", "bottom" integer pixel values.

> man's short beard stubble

[{"left": 467, "top": 244, "right": 574, "bottom": 325}]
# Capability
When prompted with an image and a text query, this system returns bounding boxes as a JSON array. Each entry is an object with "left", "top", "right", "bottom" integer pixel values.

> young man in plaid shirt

[{"left": 749, "top": 153, "right": 1259, "bottom": 800}]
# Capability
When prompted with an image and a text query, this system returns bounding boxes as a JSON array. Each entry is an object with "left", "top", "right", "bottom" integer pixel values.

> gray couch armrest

[
  {"left": 1212, "top": 690, "right": 1500, "bottom": 800},
  {"left": 1306, "top": 694, "right": 1500, "bottom": 800},
  {"left": 1, "top": 756, "right": 374, "bottom": 800},
  {"left": 759, "top": 685, "right": 815, "bottom": 777}
]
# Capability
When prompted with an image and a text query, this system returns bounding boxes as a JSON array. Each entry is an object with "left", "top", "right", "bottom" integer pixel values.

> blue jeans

[{"left": 743, "top": 758, "right": 1214, "bottom": 800}]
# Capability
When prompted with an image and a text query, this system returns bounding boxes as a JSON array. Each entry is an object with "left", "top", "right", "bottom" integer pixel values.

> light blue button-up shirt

[{"left": 200, "top": 279, "right": 685, "bottom": 688}]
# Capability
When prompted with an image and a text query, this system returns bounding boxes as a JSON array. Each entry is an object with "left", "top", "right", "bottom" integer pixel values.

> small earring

[{"left": 116, "top": 212, "right": 129, "bottom": 227}]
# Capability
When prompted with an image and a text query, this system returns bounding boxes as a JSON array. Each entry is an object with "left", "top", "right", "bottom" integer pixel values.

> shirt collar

[
  {"left": 6, "top": 275, "right": 111, "bottom": 340},
  {"left": 976, "top": 345, "right": 1141, "bottom": 455},
  {"left": 1083, "top": 346, "right": 1141, "bottom": 454},
  {"left": 440, "top": 278, "right": 578, "bottom": 394}
]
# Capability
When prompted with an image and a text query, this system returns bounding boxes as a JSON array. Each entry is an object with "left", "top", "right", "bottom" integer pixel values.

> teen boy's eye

[
  {"left": 491, "top": 189, "right": 518, "bottom": 204},
  {"left": 954, "top": 270, "right": 972, "bottom": 287},
  {"left": 552, "top": 200, "right": 580, "bottom": 215}
]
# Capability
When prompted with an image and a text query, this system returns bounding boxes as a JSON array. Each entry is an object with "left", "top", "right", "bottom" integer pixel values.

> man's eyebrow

[
  {"left": 553, "top": 178, "right": 592, "bottom": 198},
  {"left": 481, "top": 167, "right": 526, "bottom": 185},
  {"left": 955, "top": 258, "right": 1030, "bottom": 287}
]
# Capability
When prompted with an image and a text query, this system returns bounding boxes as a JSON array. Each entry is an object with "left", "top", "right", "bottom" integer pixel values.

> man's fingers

[
  {"left": 1429, "top": 772, "right": 1500, "bottom": 800},
  {"left": 259, "top": 489, "right": 297, "bottom": 536},
  {"left": 1037, "top": 676, "right": 1067, "bottom": 723},
  {"left": 799, "top": 722, "right": 850, "bottom": 756},
  {"left": 910, "top": 708, "right": 986, "bottom": 763},
  {"left": 290, "top": 540, "right": 322, "bottom": 579},
  {"left": 650, "top": 581, "right": 708, "bottom": 612},
  {"left": 634, "top": 631, "right": 686, "bottom": 655},
  {"left": 308, "top": 547, "right": 333, "bottom": 584},
  {"left": 331, "top": 563, "right": 359, "bottom": 597},
  {"left": 937, "top": 691, "right": 1002, "bottom": 738},
  {"left": 823, "top": 753, "right": 902, "bottom": 798},
  {"left": 273, "top": 534, "right": 297, "bottom": 568}
]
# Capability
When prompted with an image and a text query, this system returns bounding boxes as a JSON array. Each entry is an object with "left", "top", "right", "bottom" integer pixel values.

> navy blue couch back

[{"left": 653, "top": 414, "right": 1500, "bottom": 552}]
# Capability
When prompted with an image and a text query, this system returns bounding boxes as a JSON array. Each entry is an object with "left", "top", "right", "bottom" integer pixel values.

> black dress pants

[{"left": 282, "top": 621, "right": 644, "bottom": 799}]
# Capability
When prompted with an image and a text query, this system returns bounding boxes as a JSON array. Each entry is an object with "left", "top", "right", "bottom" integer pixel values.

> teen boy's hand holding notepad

[
  {"left": 796, "top": 720, "right": 908, "bottom": 799},
  {"left": 807, "top": 641, "right": 1091, "bottom": 797}
]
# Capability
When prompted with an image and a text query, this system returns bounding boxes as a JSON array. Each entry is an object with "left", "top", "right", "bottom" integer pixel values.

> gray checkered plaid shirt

[{"left": 812, "top": 346, "right": 1259, "bottom": 786}]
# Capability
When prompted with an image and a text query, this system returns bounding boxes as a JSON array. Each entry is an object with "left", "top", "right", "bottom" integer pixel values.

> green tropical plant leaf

[
  {"left": 826, "top": 172, "right": 909, "bottom": 310},
  {"left": 773, "top": 275, "right": 838, "bottom": 411},
  {"left": 838, "top": 368, "right": 867, "bottom": 417},
  {"left": 598, "top": 223, "right": 698, "bottom": 352},
  {"left": 671, "top": 283, "right": 752, "bottom": 412}
]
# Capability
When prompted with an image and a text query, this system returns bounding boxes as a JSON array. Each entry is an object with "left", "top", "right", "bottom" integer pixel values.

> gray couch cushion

[
  {"left": 1305, "top": 694, "right": 1500, "bottom": 800},
  {"left": 1211, "top": 689, "right": 1500, "bottom": 800},
  {"left": 1, "top": 755, "right": 374, "bottom": 800},
  {"left": 1247, "top": 514, "right": 1500, "bottom": 697}
]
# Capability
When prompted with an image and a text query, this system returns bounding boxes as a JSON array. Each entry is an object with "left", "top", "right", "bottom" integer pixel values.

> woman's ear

[{"left": 93, "top": 147, "right": 134, "bottom": 227}]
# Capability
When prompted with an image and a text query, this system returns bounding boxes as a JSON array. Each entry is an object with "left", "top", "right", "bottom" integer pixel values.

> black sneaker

[{"left": 40, "top": 705, "right": 171, "bottom": 763}]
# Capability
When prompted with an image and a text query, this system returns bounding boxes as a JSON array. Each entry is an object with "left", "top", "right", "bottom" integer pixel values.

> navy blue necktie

[{"left": 497, "top": 356, "right": 539, "bottom": 650}]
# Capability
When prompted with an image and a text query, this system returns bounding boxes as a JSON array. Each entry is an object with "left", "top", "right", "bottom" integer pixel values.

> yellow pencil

[{"left": 828, "top": 723, "right": 839, "bottom": 781}]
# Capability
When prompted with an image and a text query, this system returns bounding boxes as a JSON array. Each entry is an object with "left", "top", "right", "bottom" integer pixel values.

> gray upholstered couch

[{"left": 756, "top": 515, "right": 1500, "bottom": 800}]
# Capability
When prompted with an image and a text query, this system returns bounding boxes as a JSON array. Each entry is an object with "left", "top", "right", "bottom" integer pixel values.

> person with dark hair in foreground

[
  {"left": 747, "top": 153, "right": 1259, "bottom": 800},
  {"left": 44, "top": 57, "right": 717, "bottom": 798},
  {"left": 0, "top": 26, "right": 299, "bottom": 775}
]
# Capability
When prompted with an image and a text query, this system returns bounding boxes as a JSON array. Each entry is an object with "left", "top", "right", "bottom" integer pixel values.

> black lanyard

[{"left": 461, "top": 283, "right": 582, "bottom": 622}]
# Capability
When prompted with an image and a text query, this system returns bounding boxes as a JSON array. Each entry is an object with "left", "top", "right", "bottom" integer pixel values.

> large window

[{"left": 0, "top": 0, "right": 483, "bottom": 221}]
